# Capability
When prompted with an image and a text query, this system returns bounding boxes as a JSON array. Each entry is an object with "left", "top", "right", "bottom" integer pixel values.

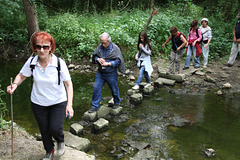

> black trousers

[{"left": 31, "top": 101, "right": 66, "bottom": 153}]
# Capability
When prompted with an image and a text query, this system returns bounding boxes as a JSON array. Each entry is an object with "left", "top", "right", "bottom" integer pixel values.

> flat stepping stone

[
  {"left": 64, "top": 131, "right": 91, "bottom": 152},
  {"left": 155, "top": 77, "right": 175, "bottom": 86},
  {"left": 110, "top": 106, "right": 123, "bottom": 116},
  {"left": 130, "top": 93, "right": 143, "bottom": 105},
  {"left": 58, "top": 146, "right": 95, "bottom": 160},
  {"left": 159, "top": 72, "right": 185, "bottom": 83},
  {"left": 70, "top": 123, "right": 83, "bottom": 136},
  {"left": 92, "top": 118, "right": 109, "bottom": 133}
]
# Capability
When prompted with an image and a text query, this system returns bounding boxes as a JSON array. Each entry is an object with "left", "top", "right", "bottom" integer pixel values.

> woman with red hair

[{"left": 7, "top": 31, "right": 73, "bottom": 160}]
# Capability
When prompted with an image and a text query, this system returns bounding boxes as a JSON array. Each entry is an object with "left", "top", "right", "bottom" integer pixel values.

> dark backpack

[{"left": 30, "top": 56, "right": 61, "bottom": 85}]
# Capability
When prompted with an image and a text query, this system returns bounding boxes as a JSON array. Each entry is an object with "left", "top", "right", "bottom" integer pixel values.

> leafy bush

[{"left": 0, "top": 83, "right": 8, "bottom": 130}]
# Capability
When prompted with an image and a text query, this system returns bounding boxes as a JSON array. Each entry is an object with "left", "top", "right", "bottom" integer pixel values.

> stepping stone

[
  {"left": 155, "top": 77, "right": 175, "bottom": 86},
  {"left": 143, "top": 85, "right": 154, "bottom": 95},
  {"left": 159, "top": 72, "right": 185, "bottom": 83},
  {"left": 92, "top": 118, "right": 109, "bottom": 133},
  {"left": 110, "top": 106, "right": 123, "bottom": 116},
  {"left": 130, "top": 93, "right": 143, "bottom": 105},
  {"left": 64, "top": 131, "right": 91, "bottom": 152},
  {"left": 70, "top": 123, "right": 83, "bottom": 136}
]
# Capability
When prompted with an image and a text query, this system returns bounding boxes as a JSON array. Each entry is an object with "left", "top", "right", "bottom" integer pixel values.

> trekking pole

[{"left": 10, "top": 77, "right": 14, "bottom": 157}]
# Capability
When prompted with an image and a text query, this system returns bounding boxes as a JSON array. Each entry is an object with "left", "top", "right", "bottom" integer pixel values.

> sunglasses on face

[{"left": 35, "top": 45, "right": 50, "bottom": 50}]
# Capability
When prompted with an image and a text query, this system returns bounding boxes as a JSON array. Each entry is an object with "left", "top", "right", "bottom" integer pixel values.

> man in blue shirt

[{"left": 88, "top": 32, "right": 125, "bottom": 113}]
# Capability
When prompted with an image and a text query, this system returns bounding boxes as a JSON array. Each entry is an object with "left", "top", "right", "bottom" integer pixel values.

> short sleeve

[
  {"left": 59, "top": 59, "right": 71, "bottom": 81},
  {"left": 19, "top": 57, "right": 33, "bottom": 77}
]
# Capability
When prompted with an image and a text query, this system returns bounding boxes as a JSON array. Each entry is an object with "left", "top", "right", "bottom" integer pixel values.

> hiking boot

[
  {"left": 194, "top": 66, "right": 200, "bottom": 68},
  {"left": 224, "top": 63, "right": 233, "bottom": 67},
  {"left": 56, "top": 142, "right": 65, "bottom": 156},
  {"left": 182, "top": 67, "right": 189, "bottom": 70},
  {"left": 167, "top": 69, "right": 174, "bottom": 74},
  {"left": 112, "top": 104, "right": 120, "bottom": 109},
  {"left": 43, "top": 149, "right": 54, "bottom": 160},
  {"left": 132, "top": 85, "right": 139, "bottom": 90},
  {"left": 203, "top": 65, "right": 207, "bottom": 68},
  {"left": 174, "top": 71, "right": 180, "bottom": 74},
  {"left": 88, "top": 108, "right": 98, "bottom": 113},
  {"left": 144, "top": 83, "right": 151, "bottom": 88}
]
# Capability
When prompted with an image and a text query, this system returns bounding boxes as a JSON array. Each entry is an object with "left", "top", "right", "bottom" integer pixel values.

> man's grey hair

[{"left": 100, "top": 32, "right": 111, "bottom": 42}]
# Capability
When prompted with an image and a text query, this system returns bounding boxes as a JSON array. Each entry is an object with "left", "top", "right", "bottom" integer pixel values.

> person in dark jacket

[
  {"left": 162, "top": 26, "right": 187, "bottom": 74},
  {"left": 88, "top": 32, "right": 125, "bottom": 113},
  {"left": 225, "top": 13, "right": 240, "bottom": 67}
]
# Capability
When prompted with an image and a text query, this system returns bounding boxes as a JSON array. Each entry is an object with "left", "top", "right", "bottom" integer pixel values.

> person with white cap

[
  {"left": 225, "top": 12, "right": 240, "bottom": 67},
  {"left": 199, "top": 18, "right": 212, "bottom": 68}
]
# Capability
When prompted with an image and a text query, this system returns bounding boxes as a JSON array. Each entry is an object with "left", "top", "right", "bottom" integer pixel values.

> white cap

[{"left": 201, "top": 18, "right": 209, "bottom": 23}]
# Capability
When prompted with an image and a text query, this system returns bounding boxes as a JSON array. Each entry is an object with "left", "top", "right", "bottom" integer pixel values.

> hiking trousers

[
  {"left": 92, "top": 70, "right": 121, "bottom": 109},
  {"left": 31, "top": 101, "right": 66, "bottom": 153},
  {"left": 170, "top": 49, "right": 183, "bottom": 73},
  {"left": 201, "top": 43, "right": 210, "bottom": 66},
  {"left": 228, "top": 42, "right": 240, "bottom": 65}
]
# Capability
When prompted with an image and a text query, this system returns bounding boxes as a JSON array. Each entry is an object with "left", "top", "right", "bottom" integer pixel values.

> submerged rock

[
  {"left": 130, "top": 149, "right": 156, "bottom": 160},
  {"left": 203, "top": 148, "right": 216, "bottom": 157},
  {"left": 223, "top": 83, "right": 232, "bottom": 89},
  {"left": 127, "top": 140, "right": 150, "bottom": 150}
]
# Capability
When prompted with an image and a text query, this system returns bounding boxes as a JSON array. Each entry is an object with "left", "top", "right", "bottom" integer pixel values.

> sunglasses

[{"left": 35, "top": 45, "right": 50, "bottom": 50}]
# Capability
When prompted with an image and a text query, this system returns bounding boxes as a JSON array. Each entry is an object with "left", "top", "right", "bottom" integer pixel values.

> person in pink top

[{"left": 183, "top": 20, "right": 202, "bottom": 70}]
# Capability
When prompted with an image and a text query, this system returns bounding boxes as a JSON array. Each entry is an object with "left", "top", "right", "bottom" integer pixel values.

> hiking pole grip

[{"left": 10, "top": 77, "right": 14, "bottom": 157}]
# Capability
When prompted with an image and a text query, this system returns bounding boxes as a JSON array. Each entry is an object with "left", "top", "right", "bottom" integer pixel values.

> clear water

[{"left": 1, "top": 58, "right": 240, "bottom": 159}]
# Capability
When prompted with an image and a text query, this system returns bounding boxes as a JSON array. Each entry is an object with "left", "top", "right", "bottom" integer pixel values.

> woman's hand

[
  {"left": 204, "top": 44, "right": 209, "bottom": 48},
  {"left": 192, "top": 40, "right": 197, "bottom": 46},
  {"left": 66, "top": 105, "right": 74, "bottom": 119},
  {"left": 139, "top": 43, "right": 143, "bottom": 48},
  {"left": 7, "top": 83, "right": 18, "bottom": 94}
]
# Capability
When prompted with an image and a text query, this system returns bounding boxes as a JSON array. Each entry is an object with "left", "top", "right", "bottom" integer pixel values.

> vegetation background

[{"left": 0, "top": 0, "right": 239, "bottom": 124}]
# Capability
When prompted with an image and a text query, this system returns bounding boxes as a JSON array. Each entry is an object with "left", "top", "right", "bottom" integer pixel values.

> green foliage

[
  {"left": 0, "top": 0, "right": 27, "bottom": 49},
  {"left": 0, "top": 83, "right": 8, "bottom": 130},
  {"left": 0, "top": 0, "right": 238, "bottom": 63}
]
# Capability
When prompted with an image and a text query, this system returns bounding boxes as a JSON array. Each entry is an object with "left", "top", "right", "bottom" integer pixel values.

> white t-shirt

[
  {"left": 20, "top": 54, "right": 71, "bottom": 106},
  {"left": 200, "top": 26, "right": 212, "bottom": 41}
]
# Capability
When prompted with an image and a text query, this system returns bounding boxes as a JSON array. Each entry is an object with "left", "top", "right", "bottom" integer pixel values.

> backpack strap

[
  {"left": 196, "top": 28, "right": 199, "bottom": 38},
  {"left": 30, "top": 57, "right": 35, "bottom": 73},
  {"left": 30, "top": 56, "right": 61, "bottom": 85},
  {"left": 57, "top": 57, "right": 61, "bottom": 85}
]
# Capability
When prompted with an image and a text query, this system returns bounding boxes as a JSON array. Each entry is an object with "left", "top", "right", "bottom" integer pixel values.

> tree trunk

[{"left": 23, "top": 0, "right": 39, "bottom": 40}]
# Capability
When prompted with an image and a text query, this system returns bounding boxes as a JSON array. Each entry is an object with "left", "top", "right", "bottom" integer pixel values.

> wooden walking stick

[{"left": 10, "top": 77, "right": 14, "bottom": 157}]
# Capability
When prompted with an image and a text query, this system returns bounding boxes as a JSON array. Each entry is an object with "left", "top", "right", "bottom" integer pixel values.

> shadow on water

[{"left": 1, "top": 58, "right": 240, "bottom": 159}]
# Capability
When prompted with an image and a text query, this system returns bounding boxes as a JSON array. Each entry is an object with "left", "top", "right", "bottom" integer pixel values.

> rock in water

[{"left": 204, "top": 148, "right": 215, "bottom": 157}]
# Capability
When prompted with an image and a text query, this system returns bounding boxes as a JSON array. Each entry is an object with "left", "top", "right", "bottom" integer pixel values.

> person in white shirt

[
  {"left": 199, "top": 18, "right": 212, "bottom": 68},
  {"left": 7, "top": 31, "right": 73, "bottom": 160}
]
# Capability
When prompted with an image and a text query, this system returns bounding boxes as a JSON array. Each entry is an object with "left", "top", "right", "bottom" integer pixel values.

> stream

[{"left": 1, "top": 58, "right": 240, "bottom": 159}]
